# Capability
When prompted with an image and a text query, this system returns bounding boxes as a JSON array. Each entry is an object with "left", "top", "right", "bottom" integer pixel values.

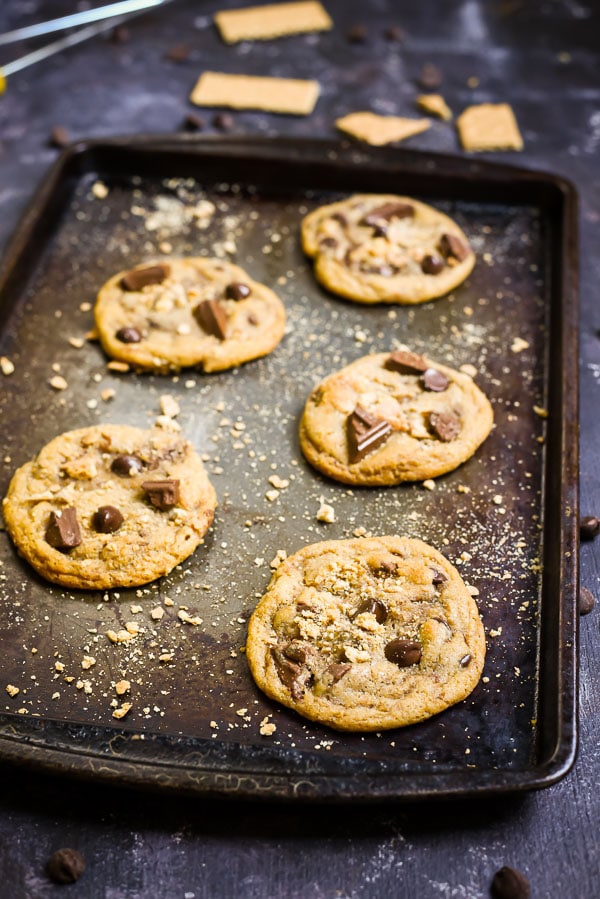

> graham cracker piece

[
  {"left": 335, "top": 112, "right": 430, "bottom": 146},
  {"left": 214, "top": 1, "right": 333, "bottom": 44},
  {"left": 190, "top": 72, "right": 320, "bottom": 115},
  {"left": 416, "top": 93, "right": 452, "bottom": 121},
  {"left": 456, "top": 103, "right": 523, "bottom": 152}
]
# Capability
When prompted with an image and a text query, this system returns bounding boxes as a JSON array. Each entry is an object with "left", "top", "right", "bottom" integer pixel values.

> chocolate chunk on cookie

[
  {"left": 299, "top": 351, "right": 493, "bottom": 485},
  {"left": 94, "top": 257, "right": 286, "bottom": 372},
  {"left": 246, "top": 536, "right": 486, "bottom": 731},
  {"left": 301, "top": 194, "right": 475, "bottom": 304},
  {"left": 2, "top": 425, "right": 217, "bottom": 589}
]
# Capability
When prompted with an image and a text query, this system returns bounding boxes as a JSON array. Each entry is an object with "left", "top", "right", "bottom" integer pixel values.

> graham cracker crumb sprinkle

[
  {"left": 5, "top": 684, "right": 19, "bottom": 697},
  {"left": 112, "top": 702, "right": 132, "bottom": 719},
  {"left": 115, "top": 680, "right": 131, "bottom": 696}
]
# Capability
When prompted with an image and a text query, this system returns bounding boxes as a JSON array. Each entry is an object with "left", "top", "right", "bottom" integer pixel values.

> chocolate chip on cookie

[
  {"left": 121, "top": 264, "right": 170, "bottom": 291},
  {"left": 422, "top": 368, "right": 450, "bottom": 392},
  {"left": 385, "top": 349, "right": 428, "bottom": 374},
  {"left": 384, "top": 638, "right": 422, "bottom": 667},
  {"left": 225, "top": 282, "right": 251, "bottom": 301},
  {"left": 347, "top": 405, "right": 392, "bottom": 462},
  {"left": 115, "top": 326, "right": 142, "bottom": 344},
  {"left": 439, "top": 233, "right": 470, "bottom": 262},
  {"left": 142, "top": 479, "right": 180, "bottom": 510},
  {"left": 111, "top": 454, "right": 144, "bottom": 476},
  {"left": 45, "top": 508, "right": 82, "bottom": 550},
  {"left": 430, "top": 410, "right": 462, "bottom": 442},
  {"left": 193, "top": 299, "right": 228, "bottom": 339},
  {"left": 361, "top": 201, "right": 415, "bottom": 227},
  {"left": 93, "top": 505, "right": 124, "bottom": 533},
  {"left": 421, "top": 253, "right": 445, "bottom": 275}
]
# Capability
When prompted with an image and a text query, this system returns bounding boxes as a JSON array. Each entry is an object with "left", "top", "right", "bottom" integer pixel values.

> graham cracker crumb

[
  {"left": 335, "top": 111, "right": 430, "bottom": 146},
  {"left": 456, "top": 102, "right": 523, "bottom": 152}
]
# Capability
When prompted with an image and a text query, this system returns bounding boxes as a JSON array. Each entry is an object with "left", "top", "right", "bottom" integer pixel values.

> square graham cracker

[{"left": 456, "top": 103, "right": 523, "bottom": 152}]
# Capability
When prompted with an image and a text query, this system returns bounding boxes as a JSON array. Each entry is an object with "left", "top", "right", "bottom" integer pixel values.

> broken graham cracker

[
  {"left": 416, "top": 93, "right": 452, "bottom": 121},
  {"left": 214, "top": 1, "right": 332, "bottom": 44},
  {"left": 335, "top": 111, "right": 430, "bottom": 147},
  {"left": 456, "top": 103, "right": 523, "bottom": 152},
  {"left": 190, "top": 71, "right": 319, "bottom": 115}
]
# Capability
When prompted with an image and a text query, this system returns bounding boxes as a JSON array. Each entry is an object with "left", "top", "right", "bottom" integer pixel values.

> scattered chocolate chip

[
  {"left": 115, "top": 326, "right": 142, "bottom": 344},
  {"left": 45, "top": 509, "right": 82, "bottom": 550},
  {"left": 121, "top": 264, "right": 170, "bottom": 291},
  {"left": 182, "top": 112, "right": 205, "bottom": 132},
  {"left": 460, "top": 653, "right": 472, "bottom": 667},
  {"left": 110, "top": 24, "right": 130, "bottom": 44},
  {"left": 346, "top": 23, "right": 368, "bottom": 43},
  {"left": 165, "top": 43, "right": 190, "bottom": 62},
  {"left": 361, "top": 202, "right": 414, "bottom": 227},
  {"left": 580, "top": 515, "right": 600, "bottom": 540},
  {"left": 490, "top": 865, "right": 530, "bottom": 899},
  {"left": 421, "top": 253, "right": 445, "bottom": 275},
  {"left": 46, "top": 848, "right": 85, "bottom": 885},
  {"left": 319, "top": 236, "right": 338, "bottom": 249},
  {"left": 213, "top": 112, "right": 234, "bottom": 131},
  {"left": 327, "top": 662, "right": 352, "bottom": 684},
  {"left": 93, "top": 505, "right": 124, "bottom": 534},
  {"left": 49, "top": 126, "right": 70, "bottom": 149},
  {"left": 429, "top": 410, "right": 461, "bottom": 442},
  {"left": 579, "top": 587, "right": 595, "bottom": 615},
  {"left": 356, "top": 598, "right": 388, "bottom": 623},
  {"left": 422, "top": 368, "right": 449, "bottom": 392},
  {"left": 347, "top": 405, "right": 392, "bottom": 463},
  {"left": 271, "top": 648, "right": 309, "bottom": 700},
  {"left": 417, "top": 62, "right": 443, "bottom": 90},
  {"left": 384, "top": 25, "right": 405, "bottom": 42},
  {"left": 142, "top": 479, "right": 180, "bottom": 510},
  {"left": 193, "top": 299, "right": 228, "bottom": 339},
  {"left": 111, "top": 454, "right": 143, "bottom": 476},
  {"left": 439, "top": 233, "right": 470, "bottom": 262},
  {"left": 385, "top": 349, "right": 428, "bottom": 374},
  {"left": 225, "top": 282, "right": 251, "bottom": 301},
  {"left": 431, "top": 568, "right": 448, "bottom": 586},
  {"left": 384, "top": 638, "right": 422, "bottom": 667}
]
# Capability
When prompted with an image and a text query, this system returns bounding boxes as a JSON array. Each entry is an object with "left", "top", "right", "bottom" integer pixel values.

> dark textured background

[{"left": 0, "top": 1, "right": 598, "bottom": 896}]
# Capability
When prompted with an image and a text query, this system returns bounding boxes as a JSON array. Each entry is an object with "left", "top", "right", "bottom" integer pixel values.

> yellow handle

[{"left": 0, "top": 69, "right": 6, "bottom": 94}]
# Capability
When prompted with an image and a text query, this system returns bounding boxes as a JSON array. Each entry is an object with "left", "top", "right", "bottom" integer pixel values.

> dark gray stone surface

[{"left": 0, "top": 1, "right": 599, "bottom": 896}]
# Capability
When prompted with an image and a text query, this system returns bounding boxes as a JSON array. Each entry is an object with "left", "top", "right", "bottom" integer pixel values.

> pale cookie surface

[
  {"left": 301, "top": 194, "right": 475, "bottom": 304},
  {"left": 299, "top": 350, "right": 494, "bottom": 485},
  {"left": 214, "top": 2, "right": 332, "bottom": 44},
  {"left": 246, "top": 536, "right": 486, "bottom": 731},
  {"left": 2, "top": 425, "right": 217, "bottom": 589},
  {"left": 94, "top": 258, "right": 286, "bottom": 372},
  {"left": 456, "top": 102, "right": 523, "bottom": 152},
  {"left": 190, "top": 71, "right": 319, "bottom": 115},
  {"left": 335, "top": 112, "right": 431, "bottom": 146}
]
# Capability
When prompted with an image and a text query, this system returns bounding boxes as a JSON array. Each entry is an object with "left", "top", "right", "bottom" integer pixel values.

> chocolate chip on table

[
  {"left": 110, "top": 24, "right": 130, "bottom": 44},
  {"left": 111, "top": 454, "right": 143, "bottom": 476},
  {"left": 213, "top": 112, "right": 234, "bottom": 131},
  {"left": 421, "top": 253, "right": 445, "bottom": 275},
  {"left": 490, "top": 865, "right": 530, "bottom": 899},
  {"left": 93, "top": 505, "right": 124, "bottom": 534},
  {"left": 384, "top": 25, "right": 405, "bottom": 42},
  {"left": 347, "top": 405, "right": 392, "bottom": 463},
  {"left": 422, "top": 367, "right": 449, "bottom": 392},
  {"left": 579, "top": 587, "right": 596, "bottom": 615},
  {"left": 384, "top": 638, "right": 422, "bottom": 667},
  {"left": 121, "top": 264, "right": 170, "bottom": 291},
  {"left": 346, "top": 23, "right": 368, "bottom": 43},
  {"left": 225, "top": 282, "right": 251, "bottom": 301},
  {"left": 193, "top": 299, "right": 228, "bottom": 339},
  {"left": 385, "top": 349, "right": 428, "bottom": 374},
  {"left": 115, "top": 326, "right": 142, "bottom": 344},
  {"left": 361, "top": 202, "right": 415, "bottom": 226},
  {"left": 439, "top": 233, "right": 470, "bottom": 262},
  {"left": 417, "top": 62, "right": 443, "bottom": 90},
  {"left": 46, "top": 848, "right": 85, "bottom": 885},
  {"left": 165, "top": 43, "right": 190, "bottom": 62},
  {"left": 429, "top": 410, "right": 461, "bottom": 442},
  {"left": 182, "top": 112, "right": 205, "bottom": 131},
  {"left": 580, "top": 515, "right": 600, "bottom": 539},
  {"left": 45, "top": 508, "right": 82, "bottom": 550},
  {"left": 49, "top": 126, "right": 70, "bottom": 148},
  {"left": 142, "top": 479, "right": 180, "bottom": 510}
]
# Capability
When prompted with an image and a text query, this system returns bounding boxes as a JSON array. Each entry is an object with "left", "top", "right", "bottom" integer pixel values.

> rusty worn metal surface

[{"left": 0, "top": 136, "right": 578, "bottom": 799}]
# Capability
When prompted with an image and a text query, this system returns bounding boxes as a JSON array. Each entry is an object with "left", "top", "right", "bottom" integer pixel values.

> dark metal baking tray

[{"left": 0, "top": 135, "right": 578, "bottom": 801}]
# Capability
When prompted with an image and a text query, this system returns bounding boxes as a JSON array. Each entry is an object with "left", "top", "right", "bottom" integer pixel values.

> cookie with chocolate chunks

[
  {"left": 246, "top": 536, "right": 486, "bottom": 731},
  {"left": 301, "top": 194, "right": 475, "bottom": 304},
  {"left": 2, "top": 425, "right": 217, "bottom": 589},
  {"left": 299, "top": 351, "right": 493, "bottom": 485},
  {"left": 94, "top": 258, "right": 285, "bottom": 372}
]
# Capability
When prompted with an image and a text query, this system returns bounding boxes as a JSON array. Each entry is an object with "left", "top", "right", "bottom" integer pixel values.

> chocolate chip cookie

[
  {"left": 246, "top": 536, "right": 486, "bottom": 731},
  {"left": 299, "top": 350, "right": 493, "bottom": 485},
  {"left": 2, "top": 425, "right": 217, "bottom": 589},
  {"left": 301, "top": 194, "right": 474, "bottom": 304},
  {"left": 94, "top": 258, "right": 286, "bottom": 372}
]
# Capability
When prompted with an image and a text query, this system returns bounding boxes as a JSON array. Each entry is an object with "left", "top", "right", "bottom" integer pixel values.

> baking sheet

[{"left": 0, "top": 136, "right": 578, "bottom": 800}]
